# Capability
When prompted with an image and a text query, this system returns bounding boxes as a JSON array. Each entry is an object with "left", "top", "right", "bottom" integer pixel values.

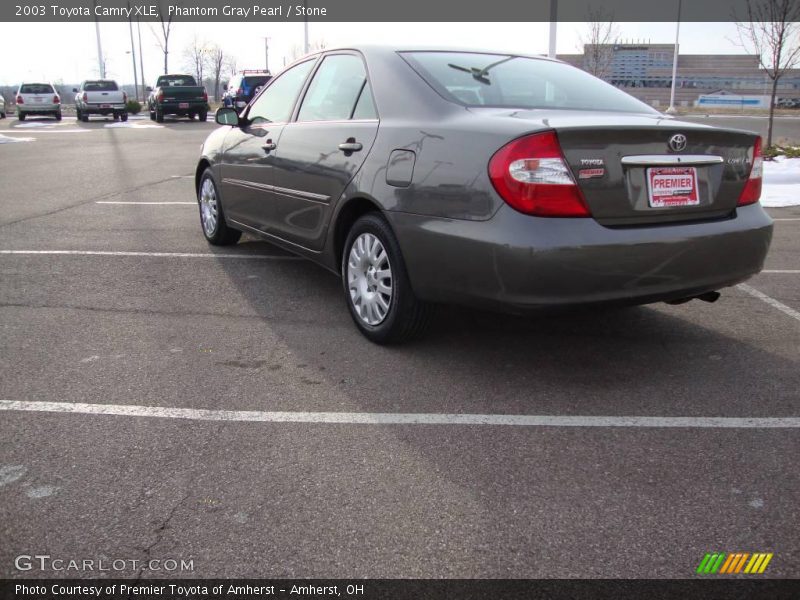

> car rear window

[
  {"left": 400, "top": 51, "right": 657, "bottom": 114},
  {"left": 84, "top": 81, "right": 118, "bottom": 91},
  {"left": 243, "top": 76, "right": 270, "bottom": 88},
  {"left": 20, "top": 84, "right": 54, "bottom": 94},
  {"left": 158, "top": 76, "right": 196, "bottom": 87}
]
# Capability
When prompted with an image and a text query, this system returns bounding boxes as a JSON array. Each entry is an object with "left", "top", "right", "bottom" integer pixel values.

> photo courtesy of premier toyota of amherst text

[{"left": 0, "top": 0, "right": 798, "bottom": 598}]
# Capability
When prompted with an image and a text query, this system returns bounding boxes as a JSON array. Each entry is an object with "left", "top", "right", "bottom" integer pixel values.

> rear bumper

[
  {"left": 18, "top": 104, "right": 59, "bottom": 113},
  {"left": 388, "top": 203, "right": 773, "bottom": 312},
  {"left": 82, "top": 103, "right": 126, "bottom": 114},
  {"left": 156, "top": 102, "right": 208, "bottom": 115}
]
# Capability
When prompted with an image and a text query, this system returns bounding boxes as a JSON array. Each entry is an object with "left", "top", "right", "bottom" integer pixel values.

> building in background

[{"left": 558, "top": 43, "right": 800, "bottom": 108}]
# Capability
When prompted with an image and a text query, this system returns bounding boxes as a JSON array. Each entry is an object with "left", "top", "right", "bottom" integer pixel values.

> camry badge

[{"left": 669, "top": 134, "right": 688, "bottom": 152}]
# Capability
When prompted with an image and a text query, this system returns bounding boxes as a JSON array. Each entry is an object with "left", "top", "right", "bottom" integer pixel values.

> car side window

[
  {"left": 297, "top": 55, "right": 369, "bottom": 122},
  {"left": 247, "top": 60, "right": 315, "bottom": 124},
  {"left": 352, "top": 82, "right": 377, "bottom": 120}
]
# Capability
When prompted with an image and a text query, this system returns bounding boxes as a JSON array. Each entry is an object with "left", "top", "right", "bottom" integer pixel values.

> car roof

[{"left": 301, "top": 44, "right": 561, "bottom": 63}]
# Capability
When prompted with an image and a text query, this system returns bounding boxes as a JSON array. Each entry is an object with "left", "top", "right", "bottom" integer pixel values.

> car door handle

[
  {"left": 338, "top": 140, "right": 363, "bottom": 152},
  {"left": 262, "top": 140, "right": 277, "bottom": 152}
]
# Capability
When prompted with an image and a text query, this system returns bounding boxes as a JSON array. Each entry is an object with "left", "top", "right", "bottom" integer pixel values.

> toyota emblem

[{"left": 669, "top": 133, "right": 687, "bottom": 152}]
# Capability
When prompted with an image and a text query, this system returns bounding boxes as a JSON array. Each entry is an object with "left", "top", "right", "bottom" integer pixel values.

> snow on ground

[
  {"left": 762, "top": 156, "right": 800, "bottom": 207},
  {"left": 0, "top": 134, "right": 35, "bottom": 144}
]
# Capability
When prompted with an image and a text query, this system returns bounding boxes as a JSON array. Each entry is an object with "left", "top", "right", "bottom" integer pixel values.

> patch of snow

[
  {"left": 762, "top": 157, "right": 800, "bottom": 207},
  {"left": 0, "top": 134, "right": 35, "bottom": 143}
]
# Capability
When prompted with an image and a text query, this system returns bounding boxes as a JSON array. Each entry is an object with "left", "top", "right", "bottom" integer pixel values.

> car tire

[
  {"left": 156, "top": 109, "right": 164, "bottom": 123},
  {"left": 341, "top": 213, "right": 431, "bottom": 344},
  {"left": 113, "top": 112, "right": 119, "bottom": 121},
  {"left": 149, "top": 110, "right": 155, "bottom": 121},
  {"left": 197, "top": 169, "right": 241, "bottom": 246},
  {"left": 121, "top": 112, "right": 128, "bottom": 122},
  {"left": 18, "top": 112, "right": 25, "bottom": 121},
  {"left": 55, "top": 111, "right": 62, "bottom": 121},
  {"left": 0, "top": 112, "right": 5, "bottom": 119},
  {"left": 81, "top": 114, "right": 89, "bottom": 123},
  {"left": 199, "top": 110, "right": 208, "bottom": 122},
  {"left": 76, "top": 109, "right": 82, "bottom": 120}
]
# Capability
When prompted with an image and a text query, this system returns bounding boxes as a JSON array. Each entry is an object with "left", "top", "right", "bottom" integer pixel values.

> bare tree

[
  {"left": 150, "top": 5, "right": 175, "bottom": 74},
  {"left": 206, "top": 44, "right": 226, "bottom": 102},
  {"left": 183, "top": 34, "right": 209, "bottom": 84},
  {"left": 578, "top": 9, "right": 619, "bottom": 79},
  {"left": 735, "top": 0, "right": 800, "bottom": 147}
]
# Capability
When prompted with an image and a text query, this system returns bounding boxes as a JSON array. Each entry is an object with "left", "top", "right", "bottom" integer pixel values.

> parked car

[
  {"left": 0, "top": 94, "right": 5, "bottom": 119},
  {"left": 147, "top": 74, "right": 208, "bottom": 122},
  {"left": 195, "top": 46, "right": 773, "bottom": 343},
  {"left": 222, "top": 70, "right": 272, "bottom": 112},
  {"left": 73, "top": 80, "right": 128, "bottom": 122},
  {"left": 15, "top": 82, "right": 61, "bottom": 121}
]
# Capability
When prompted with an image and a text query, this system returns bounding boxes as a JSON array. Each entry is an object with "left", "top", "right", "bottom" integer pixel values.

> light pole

[
  {"left": 263, "top": 36, "right": 270, "bottom": 72},
  {"left": 127, "top": 3, "right": 139, "bottom": 104},
  {"left": 548, "top": 0, "right": 557, "bottom": 58},
  {"left": 303, "top": 0, "right": 309, "bottom": 54},
  {"left": 137, "top": 17, "right": 146, "bottom": 101},
  {"left": 666, "top": 0, "right": 682, "bottom": 115}
]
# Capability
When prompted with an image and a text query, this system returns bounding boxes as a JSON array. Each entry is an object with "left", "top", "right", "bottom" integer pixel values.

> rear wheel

[
  {"left": 199, "top": 110, "right": 208, "bottom": 122},
  {"left": 120, "top": 112, "right": 128, "bottom": 122},
  {"left": 197, "top": 169, "right": 241, "bottom": 246},
  {"left": 155, "top": 108, "right": 164, "bottom": 123},
  {"left": 55, "top": 111, "right": 62, "bottom": 121},
  {"left": 342, "top": 213, "right": 431, "bottom": 344},
  {"left": 113, "top": 112, "right": 120, "bottom": 121},
  {"left": 18, "top": 112, "right": 25, "bottom": 121},
  {"left": 81, "top": 113, "right": 89, "bottom": 123}
]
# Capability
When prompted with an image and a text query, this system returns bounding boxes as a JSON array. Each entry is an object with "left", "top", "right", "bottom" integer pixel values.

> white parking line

[
  {"left": 0, "top": 250, "right": 302, "bottom": 260},
  {"left": 96, "top": 201, "right": 195, "bottom": 205},
  {"left": 773, "top": 219, "right": 800, "bottom": 221},
  {"left": 762, "top": 270, "right": 800, "bottom": 274},
  {"left": 1, "top": 400, "right": 798, "bottom": 428},
  {"left": 737, "top": 283, "right": 800, "bottom": 323}
]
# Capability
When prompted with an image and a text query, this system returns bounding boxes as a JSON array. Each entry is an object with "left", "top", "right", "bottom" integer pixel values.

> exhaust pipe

[{"left": 666, "top": 291, "right": 721, "bottom": 306}]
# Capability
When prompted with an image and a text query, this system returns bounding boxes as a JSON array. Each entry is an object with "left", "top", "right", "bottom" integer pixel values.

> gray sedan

[{"left": 195, "top": 46, "right": 772, "bottom": 343}]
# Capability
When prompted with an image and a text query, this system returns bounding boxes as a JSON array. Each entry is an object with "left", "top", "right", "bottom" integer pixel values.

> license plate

[
  {"left": 179, "top": 102, "right": 189, "bottom": 109},
  {"left": 101, "top": 104, "right": 111, "bottom": 108},
  {"left": 34, "top": 97, "right": 42, "bottom": 103},
  {"left": 647, "top": 167, "right": 699, "bottom": 208}
]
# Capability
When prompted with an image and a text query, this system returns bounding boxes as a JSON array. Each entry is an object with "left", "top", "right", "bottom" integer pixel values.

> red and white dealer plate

[{"left": 647, "top": 166, "right": 700, "bottom": 208}]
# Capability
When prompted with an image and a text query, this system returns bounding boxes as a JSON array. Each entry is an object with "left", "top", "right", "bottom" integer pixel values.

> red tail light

[
  {"left": 82, "top": 92, "right": 88, "bottom": 103},
  {"left": 202, "top": 91, "right": 208, "bottom": 102},
  {"left": 53, "top": 95, "right": 60, "bottom": 104},
  {"left": 16, "top": 95, "right": 23, "bottom": 104},
  {"left": 157, "top": 91, "right": 164, "bottom": 102},
  {"left": 488, "top": 131, "right": 590, "bottom": 217},
  {"left": 123, "top": 92, "right": 128, "bottom": 103},
  {"left": 738, "top": 137, "right": 763, "bottom": 206}
]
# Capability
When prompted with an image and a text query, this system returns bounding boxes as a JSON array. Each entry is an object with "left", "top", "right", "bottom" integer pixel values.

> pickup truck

[
  {"left": 74, "top": 80, "right": 128, "bottom": 122},
  {"left": 147, "top": 74, "right": 209, "bottom": 122}
]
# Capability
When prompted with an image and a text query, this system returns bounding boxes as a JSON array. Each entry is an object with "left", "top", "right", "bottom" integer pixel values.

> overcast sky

[{"left": 0, "top": 21, "right": 745, "bottom": 87}]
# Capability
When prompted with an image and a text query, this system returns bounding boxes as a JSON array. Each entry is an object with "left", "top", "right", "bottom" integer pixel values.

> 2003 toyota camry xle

[{"left": 195, "top": 46, "right": 773, "bottom": 343}]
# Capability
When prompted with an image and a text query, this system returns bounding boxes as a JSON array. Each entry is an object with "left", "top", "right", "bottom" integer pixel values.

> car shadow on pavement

[{"left": 212, "top": 238, "right": 800, "bottom": 419}]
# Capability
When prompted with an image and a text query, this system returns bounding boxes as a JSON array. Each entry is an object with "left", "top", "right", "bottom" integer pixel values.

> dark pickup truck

[{"left": 147, "top": 74, "right": 209, "bottom": 122}]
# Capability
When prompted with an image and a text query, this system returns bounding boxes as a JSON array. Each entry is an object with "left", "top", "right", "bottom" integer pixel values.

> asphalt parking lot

[{"left": 0, "top": 114, "right": 798, "bottom": 579}]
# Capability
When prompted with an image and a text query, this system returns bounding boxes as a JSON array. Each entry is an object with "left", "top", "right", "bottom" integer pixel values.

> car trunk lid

[{"left": 475, "top": 109, "right": 759, "bottom": 226}]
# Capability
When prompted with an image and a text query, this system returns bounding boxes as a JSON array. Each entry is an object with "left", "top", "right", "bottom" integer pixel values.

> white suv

[{"left": 16, "top": 82, "right": 61, "bottom": 121}]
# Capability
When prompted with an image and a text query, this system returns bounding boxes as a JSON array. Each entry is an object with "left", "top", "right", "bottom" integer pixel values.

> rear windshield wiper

[{"left": 447, "top": 56, "right": 515, "bottom": 84}]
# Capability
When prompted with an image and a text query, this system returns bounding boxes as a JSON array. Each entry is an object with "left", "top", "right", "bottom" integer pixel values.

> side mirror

[
  {"left": 72, "top": 88, "right": 78, "bottom": 93},
  {"left": 215, "top": 107, "right": 240, "bottom": 126},
  {"left": 145, "top": 86, "right": 153, "bottom": 92}
]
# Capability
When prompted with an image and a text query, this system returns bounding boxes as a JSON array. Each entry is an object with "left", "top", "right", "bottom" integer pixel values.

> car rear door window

[
  {"left": 297, "top": 55, "right": 368, "bottom": 122},
  {"left": 248, "top": 59, "right": 315, "bottom": 124},
  {"left": 352, "top": 82, "right": 377, "bottom": 120},
  {"left": 20, "top": 84, "right": 54, "bottom": 94}
]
